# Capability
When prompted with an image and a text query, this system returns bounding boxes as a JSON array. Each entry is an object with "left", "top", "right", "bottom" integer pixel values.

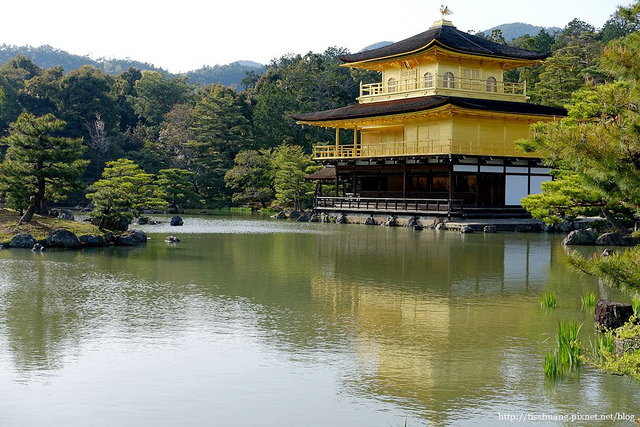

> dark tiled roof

[
  {"left": 339, "top": 24, "right": 548, "bottom": 63},
  {"left": 292, "top": 96, "right": 567, "bottom": 122},
  {"left": 305, "top": 167, "right": 337, "bottom": 180}
]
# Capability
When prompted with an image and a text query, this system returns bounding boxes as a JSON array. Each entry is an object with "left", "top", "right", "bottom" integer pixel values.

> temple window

[
  {"left": 423, "top": 72, "right": 434, "bottom": 88},
  {"left": 388, "top": 77, "right": 397, "bottom": 93},
  {"left": 462, "top": 68, "right": 480, "bottom": 89},
  {"left": 486, "top": 76, "right": 498, "bottom": 92},
  {"left": 443, "top": 72, "right": 455, "bottom": 89}
]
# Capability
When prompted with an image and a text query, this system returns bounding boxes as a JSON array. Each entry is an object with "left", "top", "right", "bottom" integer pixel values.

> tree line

[
  {"left": 0, "top": 46, "right": 375, "bottom": 221},
  {"left": 0, "top": 11, "right": 636, "bottom": 228}
]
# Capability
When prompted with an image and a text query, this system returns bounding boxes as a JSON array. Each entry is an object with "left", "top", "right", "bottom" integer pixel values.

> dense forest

[{"left": 0, "top": 11, "right": 637, "bottom": 217}]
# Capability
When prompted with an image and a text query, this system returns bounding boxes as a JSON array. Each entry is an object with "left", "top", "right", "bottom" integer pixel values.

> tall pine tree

[{"left": 0, "top": 113, "right": 87, "bottom": 223}]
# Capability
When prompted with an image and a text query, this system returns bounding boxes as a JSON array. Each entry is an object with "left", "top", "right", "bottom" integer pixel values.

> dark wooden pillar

[
  {"left": 352, "top": 169, "right": 357, "bottom": 196},
  {"left": 403, "top": 163, "right": 407, "bottom": 199}
]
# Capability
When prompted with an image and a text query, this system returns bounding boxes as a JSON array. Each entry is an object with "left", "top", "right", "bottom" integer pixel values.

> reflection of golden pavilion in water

[
  {"left": 310, "top": 237, "right": 552, "bottom": 407},
  {"left": 312, "top": 275, "right": 448, "bottom": 393},
  {"left": 295, "top": 13, "right": 566, "bottom": 217}
]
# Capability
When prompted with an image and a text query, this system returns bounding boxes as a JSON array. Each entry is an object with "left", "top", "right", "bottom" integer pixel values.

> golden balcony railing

[
  {"left": 313, "top": 139, "right": 538, "bottom": 160},
  {"left": 359, "top": 74, "right": 526, "bottom": 101}
]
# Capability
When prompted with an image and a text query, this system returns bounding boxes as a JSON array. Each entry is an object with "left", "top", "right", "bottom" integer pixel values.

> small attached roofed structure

[{"left": 294, "top": 14, "right": 566, "bottom": 218}]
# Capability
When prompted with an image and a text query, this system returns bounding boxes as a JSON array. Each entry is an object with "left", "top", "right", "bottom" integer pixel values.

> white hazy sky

[{"left": 0, "top": 0, "right": 627, "bottom": 73}]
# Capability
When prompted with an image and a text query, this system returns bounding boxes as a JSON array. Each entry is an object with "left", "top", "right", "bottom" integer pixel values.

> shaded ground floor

[{"left": 308, "top": 155, "right": 551, "bottom": 218}]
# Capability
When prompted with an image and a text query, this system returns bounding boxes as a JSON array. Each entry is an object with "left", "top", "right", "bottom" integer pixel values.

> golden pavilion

[{"left": 293, "top": 16, "right": 566, "bottom": 218}]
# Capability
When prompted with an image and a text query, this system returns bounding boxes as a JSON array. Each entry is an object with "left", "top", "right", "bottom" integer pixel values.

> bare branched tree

[{"left": 86, "top": 113, "right": 109, "bottom": 155}]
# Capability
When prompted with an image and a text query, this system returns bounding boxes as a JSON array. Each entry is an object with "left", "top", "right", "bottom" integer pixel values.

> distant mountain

[
  {"left": 357, "top": 23, "right": 562, "bottom": 53},
  {"left": 186, "top": 61, "right": 266, "bottom": 90},
  {"left": 360, "top": 41, "right": 393, "bottom": 52},
  {"left": 0, "top": 44, "right": 265, "bottom": 89},
  {"left": 479, "top": 23, "right": 561, "bottom": 41},
  {"left": 234, "top": 60, "right": 264, "bottom": 68},
  {"left": 0, "top": 44, "right": 164, "bottom": 74}
]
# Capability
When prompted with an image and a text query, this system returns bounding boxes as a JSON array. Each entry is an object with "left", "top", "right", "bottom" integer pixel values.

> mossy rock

[{"left": 47, "top": 229, "right": 81, "bottom": 248}]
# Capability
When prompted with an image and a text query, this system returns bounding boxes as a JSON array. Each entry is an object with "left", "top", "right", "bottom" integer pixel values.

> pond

[{"left": 0, "top": 213, "right": 638, "bottom": 426}]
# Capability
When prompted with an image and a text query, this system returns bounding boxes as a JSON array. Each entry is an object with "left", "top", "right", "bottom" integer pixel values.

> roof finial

[
  {"left": 432, "top": 5, "right": 454, "bottom": 28},
  {"left": 440, "top": 5, "right": 452, "bottom": 19}
]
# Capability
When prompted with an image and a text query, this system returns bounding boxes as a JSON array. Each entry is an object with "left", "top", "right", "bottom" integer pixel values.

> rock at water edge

[
  {"left": 170, "top": 215, "right": 184, "bottom": 226},
  {"left": 562, "top": 229, "right": 598, "bottom": 245},
  {"left": 129, "top": 230, "right": 148, "bottom": 243},
  {"left": 79, "top": 234, "right": 106, "bottom": 247},
  {"left": 47, "top": 229, "right": 81, "bottom": 248},
  {"left": 9, "top": 233, "right": 36, "bottom": 248},
  {"left": 114, "top": 235, "right": 136, "bottom": 246},
  {"left": 460, "top": 225, "right": 474, "bottom": 234},
  {"left": 594, "top": 300, "right": 634, "bottom": 330},
  {"left": 595, "top": 232, "right": 639, "bottom": 246}
]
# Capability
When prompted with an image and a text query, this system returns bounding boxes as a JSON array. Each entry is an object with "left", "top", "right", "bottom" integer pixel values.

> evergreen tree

[
  {"left": 487, "top": 29, "right": 507, "bottom": 45},
  {"left": 519, "top": 81, "right": 640, "bottom": 231},
  {"left": 112, "top": 67, "right": 142, "bottom": 132},
  {"left": 0, "top": 56, "right": 44, "bottom": 130},
  {"left": 157, "top": 103, "right": 195, "bottom": 169},
  {"left": 0, "top": 157, "right": 32, "bottom": 214},
  {"left": 513, "top": 9, "right": 640, "bottom": 372},
  {"left": 249, "top": 48, "right": 374, "bottom": 151},
  {"left": 599, "top": 15, "right": 640, "bottom": 43},
  {"left": 0, "top": 85, "right": 10, "bottom": 140},
  {"left": 519, "top": 13, "right": 640, "bottom": 232},
  {"left": 0, "top": 55, "right": 42, "bottom": 85},
  {"left": 531, "top": 47, "right": 588, "bottom": 106},
  {"left": 58, "top": 66, "right": 119, "bottom": 139},
  {"left": 224, "top": 149, "right": 274, "bottom": 208},
  {"left": 271, "top": 144, "right": 315, "bottom": 211},
  {"left": 520, "top": 172, "right": 606, "bottom": 225},
  {"left": 130, "top": 71, "right": 193, "bottom": 127},
  {"left": 157, "top": 168, "right": 203, "bottom": 212},
  {"left": 601, "top": 32, "right": 640, "bottom": 80},
  {"left": 20, "top": 65, "right": 63, "bottom": 116},
  {"left": 86, "top": 158, "right": 165, "bottom": 230},
  {"left": 0, "top": 113, "right": 87, "bottom": 223},
  {"left": 187, "top": 85, "right": 253, "bottom": 201},
  {"left": 530, "top": 20, "right": 605, "bottom": 105}
]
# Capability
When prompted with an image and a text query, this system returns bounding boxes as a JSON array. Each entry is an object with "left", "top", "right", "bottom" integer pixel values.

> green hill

[
  {"left": 0, "top": 44, "right": 265, "bottom": 89},
  {"left": 186, "top": 61, "right": 266, "bottom": 90},
  {"left": 0, "top": 44, "right": 163, "bottom": 73},
  {"left": 479, "top": 23, "right": 561, "bottom": 41}
]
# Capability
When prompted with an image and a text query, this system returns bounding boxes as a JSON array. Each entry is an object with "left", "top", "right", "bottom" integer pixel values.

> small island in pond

[{"left": 0, "top": 208, "right": 147, "bottom": 249}]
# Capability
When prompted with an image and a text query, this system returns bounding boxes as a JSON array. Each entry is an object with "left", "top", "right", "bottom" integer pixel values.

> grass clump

[
  {"left": 633, "top": 297, "right": 640, "bottom": 317},
  {"left": 544, "top": 320, "right": 582, "bottom": 379},
  {"left": 557, "top": 321, "right": 582, "bottom": 367},
  {"left": 540, "top": 292, "right": 557, "bottom": 309},
  {"left": 543, "top": 350, "right": 562, "bottom": 379},
  {"left": 581, "top": 292, "right": 597, "bottom": 311}
]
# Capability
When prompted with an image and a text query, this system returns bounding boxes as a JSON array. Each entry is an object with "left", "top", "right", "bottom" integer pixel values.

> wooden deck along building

[{"left": 293, "top": 18, "right": 566, "bottom": 218}]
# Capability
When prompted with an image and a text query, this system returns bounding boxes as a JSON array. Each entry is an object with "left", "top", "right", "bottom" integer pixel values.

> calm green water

[{"left": 0, "top": 214, "right": 638, "bottom": 426}]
